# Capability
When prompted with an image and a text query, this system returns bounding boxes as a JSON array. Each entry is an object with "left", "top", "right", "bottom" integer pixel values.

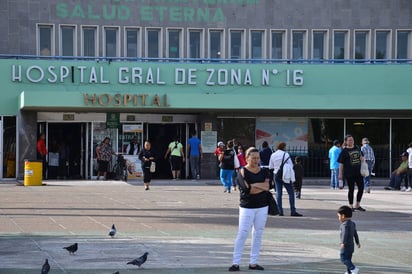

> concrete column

[
  {"left": 198, "top": 113, "right": 220, "bottom": 180},
  {"left": 17, "top": 110, "right": 37, "bottom": 180}
]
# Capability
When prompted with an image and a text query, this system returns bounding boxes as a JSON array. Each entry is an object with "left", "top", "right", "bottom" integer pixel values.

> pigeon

[
  {"left": 109, "top": 224, "right": 116, "bottom": 238},
  {"left": 113, "top": 272, "right": 120, "bottom": 274},
  {"left": 63, "top": 243, "right": 78, "bottom": 255},
  {"left": 41, "top": 258, "right": 50, "bottom": 274},
  {"left": 127, "top": 252, "right": 149, "bottom": 267}
]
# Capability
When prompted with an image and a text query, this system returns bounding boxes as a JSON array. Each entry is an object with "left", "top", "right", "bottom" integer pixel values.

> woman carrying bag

[{"left": 138, "top": 141, "right": 156, "bottom": 191}]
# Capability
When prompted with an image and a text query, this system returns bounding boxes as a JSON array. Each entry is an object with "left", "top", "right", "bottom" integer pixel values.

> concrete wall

[{"left": 0, "top": 0, "right": 410, "bottom": 55}]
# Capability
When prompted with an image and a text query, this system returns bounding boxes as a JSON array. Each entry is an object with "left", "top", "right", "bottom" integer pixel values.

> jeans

[
  {"left": 274, "top": 176, "right": 297, "bottom": 215},
  {"left": 189, "top": 155, "right": 200, "bottom": 179},
  {"left": 331, "top": 168, "right": 339, "bottom": 188},
  {"left": 363, "top": 160, "right": 374, "bottom": 188},
  {"left": 220, "top": 169, "right": 234, "bottom": 192},
  {"left": 388, "top": 172, "right": 406, "bottom": 189},
  {"left": 340, "top": 246, "right": 355, "bottom": 272},
  {"left": 232, "top": 206, "right": 268, "bottom": 265}
]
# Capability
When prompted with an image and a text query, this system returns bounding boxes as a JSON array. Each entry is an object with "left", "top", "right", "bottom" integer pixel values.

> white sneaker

[
  {"left": 406, "top": 187, "right": 411, "bottom": 192},
  {"left": 351, "top": 266, "right": 359, "bottom": 274},
  {"left": 401, "top": 186, "right": 406, "bottom": 192}
]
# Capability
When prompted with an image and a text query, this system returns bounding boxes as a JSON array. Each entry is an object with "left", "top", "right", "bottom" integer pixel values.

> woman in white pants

[{"left": 229, "top": 147, "right": 271, "bottom": 272}]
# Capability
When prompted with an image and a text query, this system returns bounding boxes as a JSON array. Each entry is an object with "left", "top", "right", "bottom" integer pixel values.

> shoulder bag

[{"left": 276, "top": 153, "right": 290, "bottom": 181}]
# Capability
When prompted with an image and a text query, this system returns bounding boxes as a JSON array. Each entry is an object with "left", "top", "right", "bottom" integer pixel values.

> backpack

[{"left": 276, "top": 153, "right": 290, "bottom": 181}]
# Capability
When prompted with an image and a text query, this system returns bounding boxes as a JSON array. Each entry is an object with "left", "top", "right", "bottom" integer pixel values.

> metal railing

[
  {"left": 1, "top": 54, "right": 412, "bottom": 64},
  {"left": 287, "top": 144, "right": 408, "bottom": 178}
]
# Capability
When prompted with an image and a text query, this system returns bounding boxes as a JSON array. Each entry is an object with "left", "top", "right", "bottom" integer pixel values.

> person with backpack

[
  {"left": 268, "top": 141, "right": 303, "bottom": 216},
  {"left": 164, "top": 137, "right": 185, "bottom": 180},
  {"left": 219, "top": 140, "right": 240, "bottom": 193}
]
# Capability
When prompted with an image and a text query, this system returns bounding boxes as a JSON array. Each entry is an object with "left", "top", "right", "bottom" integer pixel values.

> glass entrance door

[{"left": 91, "top": 122, "right": 118, "bottom": 179}]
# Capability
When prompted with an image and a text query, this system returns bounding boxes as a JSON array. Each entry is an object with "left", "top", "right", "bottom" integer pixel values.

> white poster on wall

[
  {"left": 201, "top": 131, "right": 217, "bottom": 153},
  {"left": 123, "top": 155, "right": 143, "bottom": 179},
  {"left": 255, "top": 118, "right": 308, "bottom": 155}
]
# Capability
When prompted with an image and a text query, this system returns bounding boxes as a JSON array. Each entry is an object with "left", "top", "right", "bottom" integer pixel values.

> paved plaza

[{"left": 0, "top": 178, "right": 411, "bottom": 274}]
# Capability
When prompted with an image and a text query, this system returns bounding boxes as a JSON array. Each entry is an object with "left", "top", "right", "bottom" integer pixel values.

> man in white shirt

[
  {"left": 269, "top": 141, "right": 302, "bottom": 217},
  {"left": 405, "top": 142, "right": 412, "bottom": 192}
]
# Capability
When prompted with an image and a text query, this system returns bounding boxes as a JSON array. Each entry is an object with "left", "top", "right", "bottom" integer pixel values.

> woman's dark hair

[
  {"left": 344, "top": 134, "right": 353, "bottom": 141},
  {"left": 262, "top": 141, "right": 269, "bottom": 148}
]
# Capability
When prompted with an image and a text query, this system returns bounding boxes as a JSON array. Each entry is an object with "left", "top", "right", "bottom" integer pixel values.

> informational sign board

[{"left": 201, "top": 131, "right": 217, "bottom": 153}]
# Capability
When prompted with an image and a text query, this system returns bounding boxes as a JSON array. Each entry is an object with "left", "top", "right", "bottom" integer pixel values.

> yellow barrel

[{"left": 24, "top": 160, "right": 43, "bottom": 186}]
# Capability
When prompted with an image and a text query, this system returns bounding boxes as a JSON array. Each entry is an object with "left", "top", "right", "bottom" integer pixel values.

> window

[
  {"left": 250, "top": 30, "right": 265, "bottom": 59},
  {"left": 146, "top": 29, "right": 161, "bottom": 58},
  {"left": 38, "top": 24, "right": 54, "bottom": 56},
  {"left": 188, "top": 29, "right": 203, "bottom": 59},
  {"left": 354, "top": 30, "right": 370, "bottom": 60},
  {"left": 271, "top": 30, "right": 286, "bottom": 59},
  {"left": 396, "top": 30, "right": 411, "bottom": 60},
  {"left": 209, "top": 29, "right": 224, "bottom": 59},
  {"left": 312, "top": 30, "right": 327, "bottom": 60},
  {"left": 82, "top": 26, "right": 97, "bottom": 57},
  {"left": 333, "top": 30, "right": 349, "bottom": 60},
  {"left": 292, "top": 30, "right": 307, "bottom": 59},
  {"left": 60, "top": 25, "right": 75, "bottom": 56},
  {"left": 168, "top": 29, "right": 182, "bottom": 58},
  {"left": 375, "top": 30, "right": 391, "bottom": 59},
  {"left": 229, "top": 29, "right": 244, "bottom": 59},
  {"left": 125, "top": 28, "right": 140, "bottom": 58},
  {"left": 104, "top": 27, "right": 119, "bottom": 57}
]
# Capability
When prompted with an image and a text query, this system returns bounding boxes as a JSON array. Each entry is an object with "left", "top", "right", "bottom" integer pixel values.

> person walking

[
  {"left": 214, "top": 141, "right": 225, "bottom": 179},
  {"left": 228, "top": 147, "right": 270, "bottom": 272},
  {"left": 406, "top": 142, "right": 412, "bottom": 192},
  {"left": 187, "top": 130, "right": 202, "bottom": 180},
  {"left": 268, "top": 141, "right": 302, "bottom": 217},
  {"left": 219, "top": 140, "right": 240, "bottom": 193},
  {"left": 293, "top": 156, "right": 304, "bottom": 199},
  {"left": 95, "top": 137, "right": 116, "bottom": 180},
  {"left": 329, "top": 140, "right": 341, "bottom": 189},
  {"left": 37, "top": 133, "right": 48, "bottom": 179},
  {"left": 337, "top": 205, "right": 361, "bottom": 274},
  {"left": 138, "top": 140, "right": 156, "bottom": 190},
  {"left": 164, "top": 137, "right": 185, "bottom": 180},
  {"left": 361, "top": 137, "right": 375, "bottom": 193},
  {"left": 259, "top": 141, "right": 273, "bottom": 188},
  {"left": 338, "top": 135, "right": 366, "bottom": 212}
]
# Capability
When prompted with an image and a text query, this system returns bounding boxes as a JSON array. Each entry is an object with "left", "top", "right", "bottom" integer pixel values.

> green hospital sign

[{"left": 0, "top": 59, "right": 411, "bottom": 115}]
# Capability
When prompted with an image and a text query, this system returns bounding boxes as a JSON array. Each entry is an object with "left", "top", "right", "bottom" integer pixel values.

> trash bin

[{"left": 24, "top": 160, "right": 43, "bottom": 186}]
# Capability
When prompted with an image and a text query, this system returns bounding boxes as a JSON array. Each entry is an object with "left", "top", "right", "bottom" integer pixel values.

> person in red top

[
  {"left": 237, "top": 146, "right": 247, "bottom": 167},
  {"left": 37, "top": 133, "right": 47, "bottom": 179},
  {"left": 214, "top": 141, "right": 225, "bottom": 178}
]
